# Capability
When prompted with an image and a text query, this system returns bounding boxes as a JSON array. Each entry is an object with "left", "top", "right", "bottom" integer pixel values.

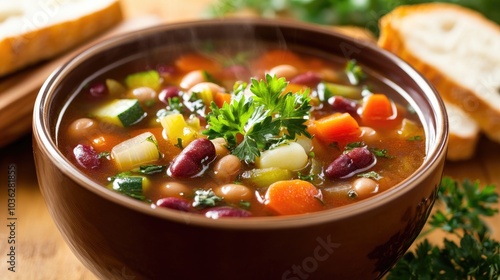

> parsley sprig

[
  {"left": 389, "top": 177, "right": 500, "bottom": 279},
  {"left": 203, "top": 74, "right": 311, "bottom": 163}
]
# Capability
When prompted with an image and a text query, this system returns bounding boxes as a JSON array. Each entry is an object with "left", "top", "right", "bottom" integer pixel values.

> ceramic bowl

[{"left": 33, "top": 19, "right": 448, "bottom": 280}]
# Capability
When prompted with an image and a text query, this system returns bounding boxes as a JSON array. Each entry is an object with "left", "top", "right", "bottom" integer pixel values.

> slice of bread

[
  {"left": 444, "top": 100, "right": 480, "bottom": 161},
  {"left": 0, "top": 0, "right": 123, "bottom": 77},
  {"left": 378, "top": 3, "right": 500, "bottom": 160}
]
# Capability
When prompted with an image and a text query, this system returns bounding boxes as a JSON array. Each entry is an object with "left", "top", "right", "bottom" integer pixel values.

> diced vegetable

[
  {"left": 318, "top": 82, "right": 363, "bottom": 100},
  {"left": 175, "top": 53, "right": 221, "bottom": 73},
  {"left": 264, "top": 179, "right": 324, "bottom": 215},
  {"left": 189, "top": 82, "right": 220, "bottom": 107},
  {"left": 160, "top": 113, "right": 198, "bottom": 147},
  {"left": 106, "top": 79, "right": 126, "bottom": 96},
  {"left": 256, "top": 142, "right": 308, "bottom": 171},
  {"left": 125, "top": 70, "right": 161, "bottom": 91},
  {"left": 93, "top": 99, "right": 145, "bottom": 127},
  {"left": 110, "top": 175, "right": 149, "bottom": 201},
  {"left": 361, "top": 93, "right": 397, "bottom": 127},
  {"left": 398, "top": 118, "right": 424, "bottom": 140},
  {"left": 310, "top": 112, "right": 361, "bottom": 144},
  {"left": 214, "top": 91, "right": 232, "bottom": 108},
  {"left": 111, "top": 132, "right": 161, "bottom": 171},
  {"left": 241, "top": 167, "right": 294, "bottom": 189}
]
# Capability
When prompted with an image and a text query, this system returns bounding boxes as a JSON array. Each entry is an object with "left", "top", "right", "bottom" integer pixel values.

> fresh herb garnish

[
  {"left": 98, "top": 151, "right": 110, "bottom": 159},
  {"left": 298, "top": 172, "right": 315, "bottom": 182},
  {"left": 389, "top": 177, "right": 500, "bottom": 279},
  {"left": 139, "top": 165, "right": 165, "bottom": 174},
  {"left": 192, "top": 189, "right": 223, "bottom": 209},
  {"left": 239, "top": 200, "right": 251, "bottom": 209},
  {"left": 345, "top": 60, "right": 366, "bottom": 85},
  {"left": 345, "top": 141, "right": 365, "bottom": 152},
  {"left": 369, "top": 147, "right": 392, "bottom": 158},
  {"left": 204, "top": 74, "right": 312, "bottom": 163},
  {"left": 407, "top": 135, "right": 423, "bottom": 141},
  {"left": 358, "top": 171, "right": 382, "bottom": 180}
]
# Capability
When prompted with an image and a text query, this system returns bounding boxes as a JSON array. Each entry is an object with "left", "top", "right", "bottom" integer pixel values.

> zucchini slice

[{"left": 93, "top": 99, "right": 145, "bottom": 127}]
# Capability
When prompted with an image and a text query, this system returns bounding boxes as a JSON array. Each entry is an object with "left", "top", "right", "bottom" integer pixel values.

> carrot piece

[
  {"left": 214, "top": 92, "right": 232, "bottom": 108},
  {"left": 283, "top": 83, "right": 308, "bottom": 95},
  {"left": 311, "top": 112, "right": 361, "bottom": 144},
  {"left": 361, "top": 94, "right": 398, "bottom": 127},
  {"left": 252, "top": 50, "right": 304, "bottom": 72},
  {"left": 175, "top": 53, "right": 221, "bottom": 73},
  {"left": 265, "top": 180, "right": 324, "bottom": 215}
]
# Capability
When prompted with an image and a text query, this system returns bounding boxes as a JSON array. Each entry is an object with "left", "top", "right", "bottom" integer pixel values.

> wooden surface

[{"left": 0, "top": 1, "right": 499, "bottom": 279}]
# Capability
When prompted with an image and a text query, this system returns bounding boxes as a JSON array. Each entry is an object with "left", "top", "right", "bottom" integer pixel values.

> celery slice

[
  {"left": 111, "top": 132, "right": 161, "bottom": 171},
  {"left": 241, "top": 167, "right": 293, "bottom": 189}
]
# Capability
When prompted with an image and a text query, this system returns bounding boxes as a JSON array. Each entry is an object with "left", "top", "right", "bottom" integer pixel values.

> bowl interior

[{"left": 34, "top": 18, "right": 448, "bottom": 227}]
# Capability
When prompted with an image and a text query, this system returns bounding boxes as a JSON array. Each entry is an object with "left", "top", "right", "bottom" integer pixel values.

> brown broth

[{"left": 57, "top": 45, "right": 426, "bottom": 218}]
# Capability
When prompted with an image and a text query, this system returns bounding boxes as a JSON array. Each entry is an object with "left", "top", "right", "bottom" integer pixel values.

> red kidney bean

[
  {"left": 73, "top": 144, "right": 100, "bottom": 169},
  {"left": 289, "top": 71, "right": 322, "bottom": 87},
  {"left": 204, "top": 206, "right": 251, "bottom": 219},
  {"left": 325, "top": 147, "right": 375, "bottom": 179},
  {"left": 157, "top": 197, "right": 191, "bottom": 212},
  {"left": 158, "top": 86, "right": 181, "bottom": 104},
  {"left": 168, "top": 138, "right": 216, "bottom": 178},
  {"left": 87, "top": 81, "right": 108, "bottom": 98},
  {"left": 328, "top": 96, "right": 359, "bottom": 116}
]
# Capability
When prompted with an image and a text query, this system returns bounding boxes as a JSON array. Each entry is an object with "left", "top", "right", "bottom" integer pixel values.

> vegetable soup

[{"left": 57, "top": 45, "right": 426, "bottom": 218}]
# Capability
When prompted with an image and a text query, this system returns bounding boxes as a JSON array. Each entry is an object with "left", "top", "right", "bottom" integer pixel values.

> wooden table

[{"left": 0, "top": 1, "right": 498, "bottom": 279}]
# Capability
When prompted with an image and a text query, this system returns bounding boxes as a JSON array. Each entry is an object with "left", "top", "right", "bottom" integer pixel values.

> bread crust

[
  {"left": 378, "top": 3, "right": 500, "bottom": 160},
  {"left": 0, "top": 1, "right": 123, "bottom": 77}
]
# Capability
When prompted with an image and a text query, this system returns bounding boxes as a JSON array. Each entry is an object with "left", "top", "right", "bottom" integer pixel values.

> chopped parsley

[
  {"left": 358, "top": 171, "right": 383, "bottom": 180},
  {"left": 139, "top": 165, "right": 165, "bottom": 175},
  {"left": 345, "top": 59, "right": 366, "bottom": 85},
  {"left": 203, "top": 74, "right": 312, "bottom": 163},
  {"left": 192, "top": 189, "right": 223, "bottom": 209}
]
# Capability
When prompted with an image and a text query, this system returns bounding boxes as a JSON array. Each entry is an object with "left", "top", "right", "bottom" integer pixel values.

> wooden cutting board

[{"left": 0, "top": 16, "right": 162, "bottom": 147}]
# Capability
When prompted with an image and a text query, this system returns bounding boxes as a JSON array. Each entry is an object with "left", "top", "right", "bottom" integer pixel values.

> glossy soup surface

[{"left": 58, "top": 44, "right": 426, "bottom": 218}]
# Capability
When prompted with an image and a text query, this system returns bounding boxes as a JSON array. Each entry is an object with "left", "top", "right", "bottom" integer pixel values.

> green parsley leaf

[
  {"left": 389, "top": 177, "right": 500, "bottom": 279},
  {"left": 357, "top": 171, "right": 382, "bottom": 180},
  {"left": 204, "top": 75, "right": 312, "bottom": 163},
  {"left": 345, "top": 59, "right": 366, "bottom": 85},
  {"left": 192, "top": 189, "right": 223, "bottom": 209},
  {"left": 369, "top": 147, "right": 393, "bottom": 158},
  {"left": 139, "top": 165, "right": 165, "bottom": 175}
]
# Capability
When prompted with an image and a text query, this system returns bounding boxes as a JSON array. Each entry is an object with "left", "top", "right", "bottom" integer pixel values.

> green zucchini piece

[
  {"left": 318, "top": 82, "right": 363, "bottom": 100},
  {"left": 125, "top": 70, "right": 161, "bottom": 91},
  {"left": 241, "top": 167, "right": 293, "bottom": 189},
  {"left": 94, "top": 99, "right": 145, "bottom": 127},
  {"left": 111, "top": 176, "right": 149, "bottom": 201}
]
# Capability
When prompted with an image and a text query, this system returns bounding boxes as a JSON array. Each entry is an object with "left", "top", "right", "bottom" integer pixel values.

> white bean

[
  {"left": 213, "top": 154, "right": 242, "bottom": 183},
  {"left": 179, "top": 70, "right": 205, "bottom": 89},
  {"left": 211, "top": 138, "right": 230, "bottom": 157},
  {"left": 158, "top": 182, "right": 192, "bottom": 198},
  {"left": 268, "top": 64, "right": 299, "bottom": 80},
  {"left": 130, "top": 86, "right": 156, "bottom": 102},
  {"left": 68, "top": 118, "right": 97, "bottom": 139},
  {"left": 352, "top": 177, "right": 379, "bottom": 198},
  {"left": 213, "top": 184, "right": 252, "bottom": 203},
  {"left": 256, "top": 142, "right": 308, "bottom": 171}
]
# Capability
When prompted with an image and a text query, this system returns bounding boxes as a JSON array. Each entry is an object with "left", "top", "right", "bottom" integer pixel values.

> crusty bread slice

[
  {"left": 0, "top": 0, "right": 123, "bottom": 77},
  {"left": 444, "top": 100, "right": 480, "bottom": 161},
  {"left": 378, "top": 3, "right": 500, "bottom": 160}
]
